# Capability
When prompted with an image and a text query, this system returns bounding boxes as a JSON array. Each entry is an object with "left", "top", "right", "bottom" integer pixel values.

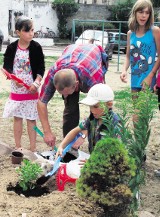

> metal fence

[
  {"left": 71, "top": 19, "right": 128, "bottom": 72},
  {"left": 71, "top": 20, "right": 160, "bottom": 72}
]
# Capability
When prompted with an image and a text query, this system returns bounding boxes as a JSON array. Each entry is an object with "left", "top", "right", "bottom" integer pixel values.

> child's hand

[
  {"left": 78, "top": 159, "right": 87, "bottom": 168},
  {"left": 29, "top": 84, "right": 38, "bottom": 94},
  {"left": 120, "top": 71, "right": 127, "bottom": 83},
  {"left": 14, "top": 81, "right": 23, "bottom": 88},
  {"left": 55, "top": 146, "right": 64, "bottom": 159},
  {"left": 153, "top": 84, "right": 158, "bottom": 94},
  {"left": 29, "top": 80, "right": 41, "bottom": 94}
]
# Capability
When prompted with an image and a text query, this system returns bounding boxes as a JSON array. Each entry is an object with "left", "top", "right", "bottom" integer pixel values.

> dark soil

[{"left": 7, "top": 182, "right": 50, "bottom": 197}]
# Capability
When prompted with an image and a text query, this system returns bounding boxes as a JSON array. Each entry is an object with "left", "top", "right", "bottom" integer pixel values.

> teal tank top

[{"left": 130, "top": 28, "right": 156, "bottom": 89}]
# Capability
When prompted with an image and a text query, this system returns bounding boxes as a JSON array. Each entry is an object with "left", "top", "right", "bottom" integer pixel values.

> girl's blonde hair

[{"left": 128, "top": 0, "right": 154, "bottom": 32}]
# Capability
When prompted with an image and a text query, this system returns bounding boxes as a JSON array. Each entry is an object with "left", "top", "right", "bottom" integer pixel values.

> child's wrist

[
  {"left": 150, "top": 71, "right": 155, "bottom": 77},
  {"left": 33, "top": 81, "right": 41, "bottom": 89},
  {"left": 37, "top": 74, "right": 43, "bottom": 79}
]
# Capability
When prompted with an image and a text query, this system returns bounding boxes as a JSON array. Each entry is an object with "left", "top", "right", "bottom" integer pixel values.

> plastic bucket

[{"left": 11, "top": 151, "right": 24, "bottom": 164}]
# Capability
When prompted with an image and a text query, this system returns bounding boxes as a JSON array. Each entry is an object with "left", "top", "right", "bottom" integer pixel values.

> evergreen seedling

[{"left": 76, "top": 138, "right": 136, "bottom": 216}]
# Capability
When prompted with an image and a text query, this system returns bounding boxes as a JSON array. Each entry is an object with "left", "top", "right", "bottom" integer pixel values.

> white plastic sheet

[{"left": 66, "top": 150, "right": 90, "bottom": 179}]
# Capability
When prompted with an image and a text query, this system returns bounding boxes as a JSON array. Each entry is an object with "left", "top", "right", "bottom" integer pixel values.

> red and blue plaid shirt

[{"left": 40, "top": 44, "right": 108, "bottom": 103}]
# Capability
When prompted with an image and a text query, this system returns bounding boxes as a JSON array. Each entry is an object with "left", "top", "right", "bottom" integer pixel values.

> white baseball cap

[{"left": 79, "top": 83, "right": 114, "bottom": 106}]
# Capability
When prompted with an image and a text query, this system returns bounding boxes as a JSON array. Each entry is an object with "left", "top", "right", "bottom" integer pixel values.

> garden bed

[{"left": 0, "top": 57, "right": 159, "bottom": 217}]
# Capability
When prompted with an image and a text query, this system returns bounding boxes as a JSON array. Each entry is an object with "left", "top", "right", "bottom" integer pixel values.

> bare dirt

[{"left": 0, "top": 53, "right": 160, "bottom": 217}]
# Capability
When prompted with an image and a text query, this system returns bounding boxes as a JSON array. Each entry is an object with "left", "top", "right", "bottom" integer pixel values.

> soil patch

[
  {"left": 0, "top": 57, "right": 159, "bottom": 217},
  {"left": 7, "top": 182, "right": 50, "bottom": 197}
]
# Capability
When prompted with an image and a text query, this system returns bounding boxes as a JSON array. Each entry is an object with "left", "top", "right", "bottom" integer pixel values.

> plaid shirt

[
  {"left": 79, "top": 111, "right": 120, "bottom": 153},
  {"left": 40, "top": 44, "right": 108, "bottom": 103}
]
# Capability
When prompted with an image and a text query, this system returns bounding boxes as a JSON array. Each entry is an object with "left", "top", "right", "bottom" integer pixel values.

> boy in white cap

[{"left": 56, "top": 83, "right": 120, "bottom": 157}]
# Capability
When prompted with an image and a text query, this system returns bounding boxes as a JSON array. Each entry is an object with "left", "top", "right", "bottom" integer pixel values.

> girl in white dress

[{"left": 3, "top": 17, "right": 45, "bottom": 151}]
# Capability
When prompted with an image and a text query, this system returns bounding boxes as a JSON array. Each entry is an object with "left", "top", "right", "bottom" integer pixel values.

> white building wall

[
  {"left": 26, "top": 2, "right": 58, "bottom": 35},
  {"left": 0, "top": 0, "right": 58, "bottom": 41},
  {"left": 12, "top": 0, "right": 24, "bottom": 10},
  {"left": 0, "top": 0, "right": 11, "bottom": 41}
]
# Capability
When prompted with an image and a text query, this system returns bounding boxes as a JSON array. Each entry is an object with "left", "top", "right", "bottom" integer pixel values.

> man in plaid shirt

[{"left": 38, "top": 43, "right": 108, "bottom": 148}]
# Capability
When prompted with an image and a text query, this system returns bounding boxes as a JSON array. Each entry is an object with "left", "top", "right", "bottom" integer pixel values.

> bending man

[{"left": 38, "top": 43, "right": 108, "bottom": 147}]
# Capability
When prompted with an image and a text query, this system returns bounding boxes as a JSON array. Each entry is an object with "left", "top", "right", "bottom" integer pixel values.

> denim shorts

[{"left": 131, "top": 87, "right": 142, "bottom": 92}]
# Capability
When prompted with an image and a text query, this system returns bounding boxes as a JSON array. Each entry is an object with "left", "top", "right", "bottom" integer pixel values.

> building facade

[
  {"left": 0, "top": 0, "right": 58, "bottom": 41},
  {"left": 0, "top": 0, "right": 130, "bottom": 42}
]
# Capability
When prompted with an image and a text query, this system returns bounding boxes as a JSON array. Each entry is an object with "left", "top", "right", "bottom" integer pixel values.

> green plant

[
  {"left": 77, "top": 88, "right": 157, "bottom": 216},
  {"left": 115, "top": 88, "right": 157, "bottom": 211},
  {"left": 16, "top": 159, "right": 43, "bottom": 191},
  {"left": 128, "top": 89, "right": 156, "bottom": 209},
  {"left": 76, "top": 138, "right": 136, "bottom": 216},
  {"left": 0, "top": 53, "right": 4, "bottom": 65}
]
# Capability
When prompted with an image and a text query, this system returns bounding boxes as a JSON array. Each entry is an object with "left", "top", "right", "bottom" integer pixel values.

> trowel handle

[
  {"left": 46, "top": 132, "right": 83, "bottom": 176},
  {"left": 33, "top": 126, "right": 57, "bottom": 151},
  {"left": 62, "top": 132, "right": 82, "bottom": 156},
  {"left": 33, "top": 126, "right": 44, "bottom": 137}
]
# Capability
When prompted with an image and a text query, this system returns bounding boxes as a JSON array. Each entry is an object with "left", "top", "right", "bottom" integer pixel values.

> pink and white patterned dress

[{"left": 3, "top": 45, "right": 38, "bottom": 120}]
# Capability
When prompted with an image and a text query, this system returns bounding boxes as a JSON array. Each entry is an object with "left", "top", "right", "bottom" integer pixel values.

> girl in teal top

[
  {"left": 120, "top": 0, "right": 160, "bottom": 95},
  {"left": 130, "top": 28, "right": 156, "bottom": 89}
]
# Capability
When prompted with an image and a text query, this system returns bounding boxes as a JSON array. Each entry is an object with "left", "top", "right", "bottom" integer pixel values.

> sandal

[{"left": 14, "top": 147, "right": 23, "bottom": 152}]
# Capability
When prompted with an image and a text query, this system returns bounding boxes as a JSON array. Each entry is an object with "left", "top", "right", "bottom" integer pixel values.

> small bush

[{"left": 76, "top": 138, "right": 136, "bottom": 216}]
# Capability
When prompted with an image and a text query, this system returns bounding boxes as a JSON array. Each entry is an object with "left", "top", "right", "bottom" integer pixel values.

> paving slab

[
  {"left": 138, "top": 211, "right": 155, "bottom": 217},
  {"left": 0, "top": 140, "right": 13, "bottom": 155},
  {"left": 0, "top": 140, "right": 38, "bottom": 161}
]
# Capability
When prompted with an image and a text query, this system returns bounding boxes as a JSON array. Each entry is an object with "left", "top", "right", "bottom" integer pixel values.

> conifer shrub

[{"left": 76, "top": 138, "right": 136, "bottom": 216}]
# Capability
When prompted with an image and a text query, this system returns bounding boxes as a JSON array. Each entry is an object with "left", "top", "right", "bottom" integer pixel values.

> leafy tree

[
  {"left": 52, "top": 0, "right": 79, "bottom": 38},
  {"left": 108, "top": 0, "right": 134, "bottom": 33},
  {"left": 108, "top": 0, "right": 159, "bottom": 32},
  {"left": 152, "top": 0, "right": 160, "bottom": 7},
  {"left": 109, "top": 0, "right": 133, "bottom": 22}
]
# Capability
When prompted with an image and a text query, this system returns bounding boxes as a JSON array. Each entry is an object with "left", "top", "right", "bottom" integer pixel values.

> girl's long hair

[{"left": 128, "top": 0, "right": 154, "bottom": 32}]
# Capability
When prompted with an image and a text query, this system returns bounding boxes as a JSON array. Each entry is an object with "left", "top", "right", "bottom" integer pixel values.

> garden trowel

[
  {"left": 36, "top": 132, "right": 82, "bottom": 185},
  {"left": 33, "top": 126, "right": 57, "bottom": 153}
]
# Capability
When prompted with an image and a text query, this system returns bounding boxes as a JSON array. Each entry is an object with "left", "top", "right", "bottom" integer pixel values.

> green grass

[
  {"left": 114, "top": 87, "right": 158, "bottom": 110},
  {"left": 114, "top": 87, "right": 131, "bottom": 100},
  {"left": 0, "top": 53, "right": 4, "bottom": 65},
  {"left": 0, "top": 54, "right": 58, "bottom": 70},
  {"left": 0, "top": 91, "right": 9, "bottom": 100},
  {"left": 44, "top": 56, "right": 58, "bottom": 69},
  {"left": 0, "top": 52, "right": 158, "bottom": 112}
]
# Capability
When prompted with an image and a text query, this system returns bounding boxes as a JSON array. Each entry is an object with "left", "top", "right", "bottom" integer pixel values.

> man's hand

[
  {"left": 43, "top": 131, "right": 56, "bottom": 147},
  {"left": 153, "top": 84, "right": 158, "bottom": 94}
]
